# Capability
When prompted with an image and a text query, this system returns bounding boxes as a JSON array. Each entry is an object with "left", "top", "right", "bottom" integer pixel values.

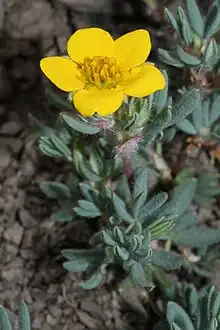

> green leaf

[
  {"left": 140, "top": 192, "right": 168, "bottom": 222},
  {"left": 49, "top": 134, "right": 71, "bottom": 160},
  {"left": 174, "top": 227, "right": 220, "bottom": 247},
  {"left": 177, "top": 7, "right": 194, "bottom": 46},
  {"left": 103, "top": 230, "right": 117, "bottom": 246},
  {"left": 176, "top": 118, "right": 198, "bottom": 134},
  {"left": 79, "top": 161, "right": 102, "bottom": 182},
  {"left": 20, "top": 303, "right": 31, "bottom": 330},
  {"left": 63, "top": 260, "right": 91, "bottom": 272},
  {"left": 113, "top": 193, "right": 134, "bottom": 224},
  {"left": 62, "top": 248, "right": 103, "bottom": 261},
  {"left": 40, "top": 182, "right": 71, "bottom": 200},
  {"left": 74, "top": 206, "right": 101, "bottom": 218},
  {"left": 148, "top": 217, "right": 175, "bottom": 239},
  {"left": 62, "top": 249, "right": 103, "bottom": 273},
  {"left": 131, "top": 262, "right": 150, "bottom": 287},
  {"left": 78, "top": 200, "right": 101, "bottom": 215},
  {"left": 46, "top": 87, "right": 73, "bottom": 110},
  {"left": 158, "top": 49, "right": 185, "bottom": 68},
  {"left": 191, "top": 97, "right": 204, "bottom": 130},
  {"left": 143, "top": 108, "right": 172, "bottom": 146},
  {"left": 175, "top": 168, "right": 194, "bottom": 185},
  {"left": 114, "top": 246, "right": 129, "bottom": 261},
  {"left": 185, "top": 0, "right": 204, "bottom": 37},
  {"left": 115, "top": 176, "right": 132, "bottom": 207},
  {"left": 151, "top": 251, "right": 184, "bottom": 270},
  {"left": 168, "top": 178, "right": 197, "bottom": 217},
  {"left": 133, "top": 168, "right": 148, "bottom": 218},
  {"left": 79, "top": 183, "right": 100, "bottom": 202},
  {"left": 176, "top": 46, "right": 201, "bottom": 66},
  {"left": 61, "top": 113, "right": 100, "bottom": 135},
  {"left": 167, "top": 302, "right": 194, "bottom": 330},
  {"left": 154, "top": 70, "right": 169, "bottom": 111},
  {"left": 39, "top": 138, "right": 65, "bottom": 158},
  {"left": 204, "top": 5, "right": 220, "bottom": 38},
  {"left": 174, "top": 212, "right": 197, "bottom": 231},
  {"left": 210, "top": 94, "right": 220, "bottom": 124},
  {"left": 164, "top": 8, "right": 181, "bottom": 36},
  {"left": 52, "top": 208, "right": 73, "bottom": 222},
  {"left": 80, "top": 270, "right": 105, "bottom": 289},
  {"left": 172, "top": 89, "right": 201, "bottom": 123},
  {"left": 0, "top": 307, "right": 12, "bottom": 330},
  {"left": 204, "top": 38, "right": 219, "bottom": 67}
]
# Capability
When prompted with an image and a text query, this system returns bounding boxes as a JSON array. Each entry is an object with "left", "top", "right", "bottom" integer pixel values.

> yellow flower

[{"left": 40, "top": 28, "right": 166, "bottom": 117}]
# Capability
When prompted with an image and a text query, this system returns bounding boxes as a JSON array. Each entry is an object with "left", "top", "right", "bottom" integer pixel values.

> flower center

[{"left": 77, "top": 56, "right": 124, "bottom": 89}]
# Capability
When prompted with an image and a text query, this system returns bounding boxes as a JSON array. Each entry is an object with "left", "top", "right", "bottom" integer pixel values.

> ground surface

[{"left": 0, "top": 0, "right": 219, "bottom": 329}]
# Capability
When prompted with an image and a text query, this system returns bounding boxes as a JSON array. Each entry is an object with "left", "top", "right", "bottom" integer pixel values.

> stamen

[{"left": 77, "top": 56, "right": 124, "bottom": 89}]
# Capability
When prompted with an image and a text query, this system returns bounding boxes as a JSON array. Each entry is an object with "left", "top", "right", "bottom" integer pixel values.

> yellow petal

[
  {"left": 67, "top": 28, "right": 114, "bottom": 63},
  {"left": 73, "top": 88, "right": 124, "bottom": 116},
  {"left": 40, "top": 57, "right": 84, "bottom": 92},
  {"left": 115, "top": 30, "right": 151, "bottom": 70},
  {"left": 121, "top": 63, "right": 166, "bottom": 97}
]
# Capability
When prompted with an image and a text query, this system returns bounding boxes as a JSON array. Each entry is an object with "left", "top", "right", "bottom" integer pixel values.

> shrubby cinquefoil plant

[{"left": 34, "top": 1, "right": 220, "bottom": 292}]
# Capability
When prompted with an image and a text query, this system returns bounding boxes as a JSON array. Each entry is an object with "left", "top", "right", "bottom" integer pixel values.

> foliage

[
  {"left": 154, "top": 285, "right": 220, "bottom": 330},
  {"left": 34, "top": 0, "right": 220, "bottom": 303},
  {"left": 0, "top": 303, "right": 30, "bottom": 330}
]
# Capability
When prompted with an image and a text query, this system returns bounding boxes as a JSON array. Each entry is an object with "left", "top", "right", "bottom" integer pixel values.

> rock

[
  {"left": 48, "top": 305, "right": 62, "bottom": 319},
  {"left": 46, "top": 313, "right": 57, "bottom": 326},
  {"left": 4, "top": 243, "right": 18, "bottom": 262},
  {"left": 0, "top": 138, "right": 23, "bottom": 154},
  {"left": 0, "top": 148, "right": 11, "bottom": 169},
  {"left": 0, "top": 121, "right": 23, "bottom": 136},
  {"left": 2, "top": 258, "right": 24, "bottom": 281},
  {"left": 4, "top": 223, "right": 24, "bottom": 245},
  {"left": 6, "top": 0, "right": 54, "bottom": 39},
  {"left": 81, "top": 301, "right": 105, "bottom": 321},
  {"left": 21, "top": 158, "right": 36, "bottom": 177},
  {"left": 18, "top": 208, "right": 37, "bottom": 228},
  {"left": 77, "top": 310, "right": 102, "bottom": 329}
]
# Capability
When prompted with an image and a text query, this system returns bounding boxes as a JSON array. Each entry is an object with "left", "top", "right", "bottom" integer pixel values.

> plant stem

[{"left": 165, "top": 238, "right": 172, "bottom": 251}]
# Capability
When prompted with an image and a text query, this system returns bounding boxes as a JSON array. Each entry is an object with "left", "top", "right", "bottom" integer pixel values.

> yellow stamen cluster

[{"left": 77, "top": 56, "right": 124, "bottom": 89}]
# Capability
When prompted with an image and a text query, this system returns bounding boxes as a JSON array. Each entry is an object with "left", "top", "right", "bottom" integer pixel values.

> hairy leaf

[
  {"left": 167, "top": 302, "right": 194, "bottom": 330},
  {"left": 152, "top": 250, "right": 185, "bottom": 270}
]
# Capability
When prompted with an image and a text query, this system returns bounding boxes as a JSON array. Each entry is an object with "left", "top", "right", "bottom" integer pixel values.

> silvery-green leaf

[
  {"left": 204, "top": 38, "right": 219, "bottom": 67},
  {"left": 185, "top": 0, "right": 204, "bottom": 37},
  {"left": 40, "top": 182, "right": 71, "bottom": 200},
  {"left": 158, "top": 49, "right": 185, "bottom": 68},
  {"left": 164, "top": 8, "right": 181, "bottom": 36},
  {"left": 154, "top": 70, "right": 169, "bottom": 111},
  {"left": 177, "top": 7, "right": 194, "bottom": 45},
  {"left": 204, "top": 5, "right": 220, "bottom": 38},
  {"left": 176, "top": 46, "right": 201, "bottom": 66},
  {"left": 61, "top": 113, "right": 100, "bottom": 135},
  {"left": 80, "top": 270, "right": 105, "bottom": 289},
  {"left": 174, "top": 227, "right": 220, "bottom": 247},
  {"left": 172, "top": 89, "right": 200, "bottom": 123},
  {"left": 152, "top": 250, "right": 184, "bottom": 270},
  {"left": 176, "top": 118, "right": 198, "bottom": 135},
  {"left": 0, "top": 307, "right": 12, "bottom": 330},
  {"left": 167, "top": 302, "right": 194, "bottom": 330}
]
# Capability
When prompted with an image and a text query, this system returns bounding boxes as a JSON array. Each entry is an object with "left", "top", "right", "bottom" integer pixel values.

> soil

[{"left": 0, "top": 0, "right": 219, "bottom": 329}]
